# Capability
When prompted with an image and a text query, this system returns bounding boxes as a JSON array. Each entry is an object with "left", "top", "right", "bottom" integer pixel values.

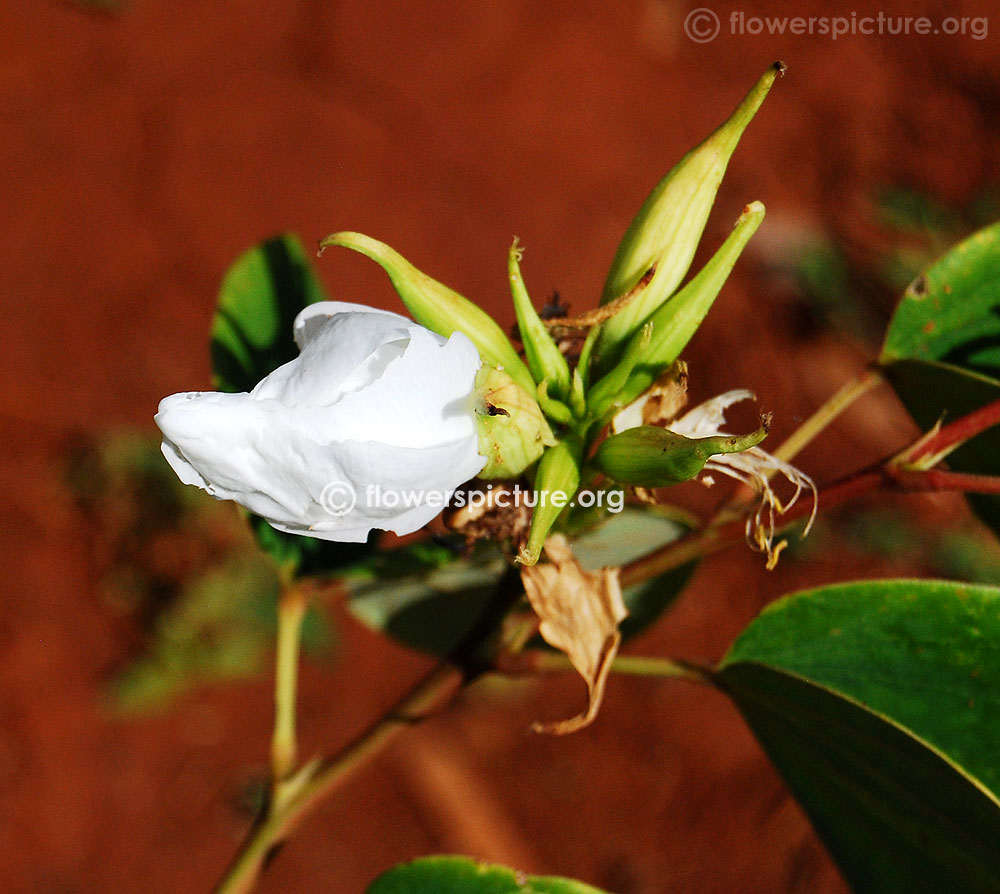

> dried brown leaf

[{"left": 520, "top": 535, "right": 628, "bottom": 734}]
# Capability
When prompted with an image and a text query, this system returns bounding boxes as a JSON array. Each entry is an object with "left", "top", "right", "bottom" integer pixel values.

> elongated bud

[
  {"left": 509, "top": 239, "right": 572, "bottom": 398},
  {"left": 595, "top": 423, "right": 768, "bottom": 487},
  {"left": 476, "top": 366, "right": 556, "bottom": 480},
  {"left": 519, "top": 437, "right": 582, "bottom": 566},
  {"left": 586, "top": 321, "right": 653, "bottom": 421},
  {"left": 594, "top": 63, "right": 784, "bottom": 368},
  {"left": 600, "top": 201, "right": 764, "bottom": 415},
  {"left": 319, "top": 232, "right": 536, "bottom": 395}
]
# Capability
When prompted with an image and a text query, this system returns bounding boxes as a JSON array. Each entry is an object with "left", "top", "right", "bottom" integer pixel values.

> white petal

[
  {"left": 272, "top": 437, "right": 486, "bottom": 540},
  {"left": 254, "top": 307, "right": 414, "bottom": 408},
  {"left": 156, "top": 391, "right": 318, "bottom": 516},
  {"left": 296, "top": 328, "right": 482, "bottom": 449},
  {"left": 292, "top": 301, "right": 409, "bottom": 349},
  {"left": 668, "top": 388, "right": 755, "bottom": 438},
  {"left": 156, "top": 304, "right": 487, "bottom": 544},
  {"left": 610, "top": 399, "right": 646, "bottom": 434}
]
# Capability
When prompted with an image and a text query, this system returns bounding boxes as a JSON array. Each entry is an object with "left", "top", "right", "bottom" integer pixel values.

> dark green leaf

[
  {"left": 570, "top": 508, "right": 695, "bottom": 639},
  {"left": 721, "top": 665, "right": 1000, "bottom": 894},
  {"left": 366, "top": 856, "right": 609, "bottom": 894},
  {"left": 211, "top": 233, "right": 328, "bottom": 393},
  {"left": 719, "top": 579, "right": 1000, "bottom": 892},
  {"left": 345, "top": 540, "right": 507, "bottom": 657},
  {"left": 247, "top": 513, "right": 378, "bottom": 579}
]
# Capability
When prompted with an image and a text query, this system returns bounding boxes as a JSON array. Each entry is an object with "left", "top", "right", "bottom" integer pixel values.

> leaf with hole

[{"left": 880, "top": 219, "right": 1000, "bottom": 535}]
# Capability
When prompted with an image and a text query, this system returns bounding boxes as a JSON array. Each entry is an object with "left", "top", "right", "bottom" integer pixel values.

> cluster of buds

[
  {"left": 156, "top": 63, "right": 812, "bottom": 567},
  {"left": 155, "top": 63, "right": 819, "bottom": 732}
]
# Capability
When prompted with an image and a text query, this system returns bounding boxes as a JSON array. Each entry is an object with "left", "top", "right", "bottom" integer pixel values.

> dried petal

[{"left": 520, "top": 535, "right": 628, "bottom": 734}]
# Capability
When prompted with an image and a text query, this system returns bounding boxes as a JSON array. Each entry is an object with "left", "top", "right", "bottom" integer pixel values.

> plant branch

[
  {"left": 772, "top": 367, "right": 884, "bottom": 464},
  {"left": 271, "top": 583, "right": 307, "bottom": 791},
  {"left": 887, "top": 467, "right": 1000, "bottom": 495},
  {"left": 213, "top": 566, "right": 524, "bottom": 894},
  {"left": 901, "top": 395, "right": 1000, "bottom": 466},
  {"left": 497, "top": 649, "right": 713, "bottom": 685},
  {"left": 214, "top": 661, "right": 463, "bottom": 894}
]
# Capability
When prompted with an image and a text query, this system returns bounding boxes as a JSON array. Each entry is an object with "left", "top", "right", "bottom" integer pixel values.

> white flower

[
  {"left": 156, "top": 301, "right": 486, "bottom": 542},
  {"left": 615, "top": 388, "right": 817, "bottom": 566}
]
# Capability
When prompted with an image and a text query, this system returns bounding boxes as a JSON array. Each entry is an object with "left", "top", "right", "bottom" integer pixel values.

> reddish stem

[{"left": 907, "top": 396, "right": 1000, "bottom": 462}]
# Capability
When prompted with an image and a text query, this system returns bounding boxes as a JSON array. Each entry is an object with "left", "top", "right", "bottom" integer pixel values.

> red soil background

[{"left": 3, "top": 0, "right": 999, "bottom": 891}]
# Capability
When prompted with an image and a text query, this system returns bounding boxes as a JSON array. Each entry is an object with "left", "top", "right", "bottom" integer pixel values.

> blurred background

[{"left": 4, "top": 0, "right": 1000, "bottom": 890}]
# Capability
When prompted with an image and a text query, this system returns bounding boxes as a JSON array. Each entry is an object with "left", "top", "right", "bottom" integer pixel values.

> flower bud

[
  {"left": 319, "top": 232, "right": 536, "bottom": 395},
  {"left": 508, "top": 239, "right": 571, "bottom": 399},
  {"left": 156, "top": 302, "right": 487, "bottom": 542},
  {"left": 592, "top": 201, "right": 765, "bottom": 417},
  {"left": 594, "top": 63, "right": 783, "bottom": 369},
  {"left": 595, "top": 423, "right": 768, "bottom": 488},
  {"left": 519, "top": 436, "right": 582, "bottom": 566},
  {"left": 475, "top": 365, "right": 557, "bottom": 480}
]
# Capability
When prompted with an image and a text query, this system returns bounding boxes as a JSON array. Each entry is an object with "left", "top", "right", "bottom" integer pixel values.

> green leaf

[
  {"left": 366, "top": 856, "right": 609, "bottom": 894},
  {"left": 570, "top": 508, "right": 695, "bottom": 639},
  {"left": 211, "top": 233, "right": 328, "bottom": 393},
  {"left": 345, "top": 541, "right": 507, "bottom": 657},
  {"left": 210, "top": 233, "right": 376, "bottom": 574},
  {"left": 719, "top": 579, "right": 1000, "bottom": 892},
  {"left": 880, "top": 220, "right": 1000, "bottom": 535},
  {"left": 346, "top": 508, "right": 693, "bottom": 656},
  {"left": 881, "top": 220, "right": 1000, "bottom": 375}
]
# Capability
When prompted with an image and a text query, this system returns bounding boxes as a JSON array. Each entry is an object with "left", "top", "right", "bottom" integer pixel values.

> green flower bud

[
  {"left": 519, "top": 436, "right": 582, "bottom": 566},
  {"left": 319, "top": 231, "right": 536, "bottom": 395},
  {"left": 593, "top": 201, "right": 765, "bottom": 417},
  {"left": 595, "top": 423, "right": 768, "bottom": 487},
  {"left": 594, "top": 63, "right": 784, "bottom": 370},
  {"left": 476, "top": 365, "right": 556, "bottom": 480},
  {"left": 508, "top": 239, "right": 572, "bottom": 399}
]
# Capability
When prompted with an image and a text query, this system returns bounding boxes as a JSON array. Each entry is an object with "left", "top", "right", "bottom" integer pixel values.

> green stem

[
  {"left": 271, "top": 583, "right": 307, "bottom": 790},
  {"left": 214, "top": 662, "right": 464, "bottom": 894},
  {"left": 772, "top": 367, "right": 883, "bottom": 464},
  {"left": 214, "top": 566, "right": 524, "bottom": 894},
  {"left": 499, "top": 649, "right": 712, "bottom": 684}
]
